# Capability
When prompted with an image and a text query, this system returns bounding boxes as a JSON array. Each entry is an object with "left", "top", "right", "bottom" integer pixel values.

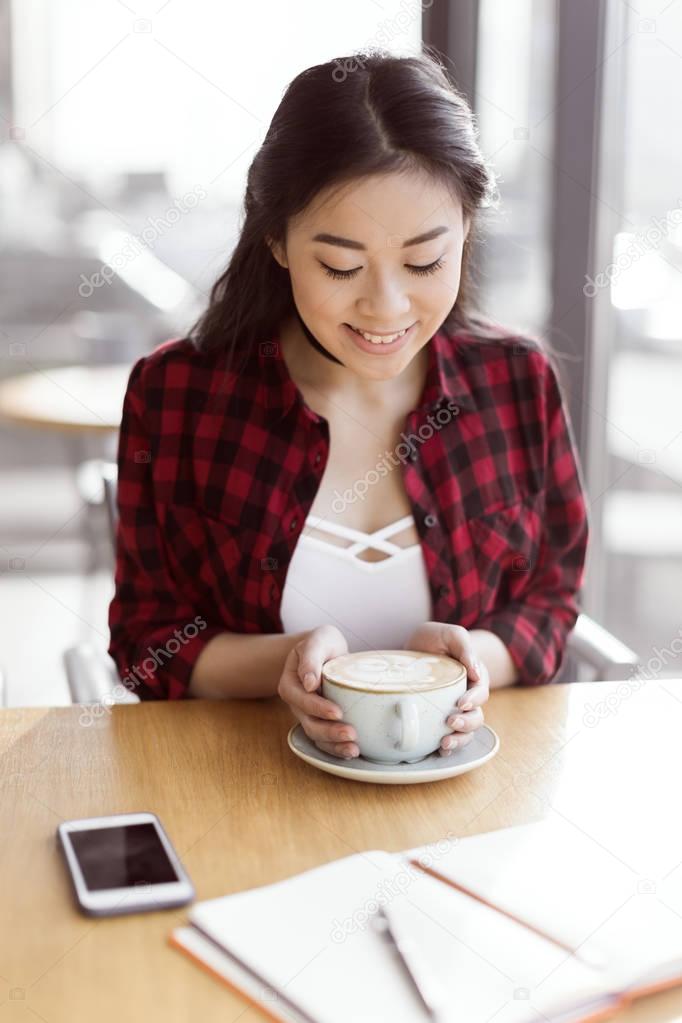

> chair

[
  {"left": 74, "top": 457, "right": 119, "bottom": 574},
  {"left": 63, "top": 461, "right": 138, "bottom": 705},
  {"left": 64, "top": 643, "right": 140, "bottom": 705},
  {"left": 564, "top": 613, "right": 640, "bottom": 681},
  {"left": 101, "top": 460, "right": 119, "bottom": 548},
  {"left": 63, "top": 464, "right": 642, "bottom": 703}
]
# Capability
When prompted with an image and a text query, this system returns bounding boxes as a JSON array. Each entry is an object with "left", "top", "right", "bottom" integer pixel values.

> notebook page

[
  {"left": 404, "top": 818, "right": 634, "bottom": 958},
  {"left": 185, "top": 848, "right": 611, "bottom": 1023},
  {"left": 404, "top": 817, "right": 682, "bottom": 995},
  {"left": 388, "top": 864, "right": 615, "bottom": 1023},
  {"left": 170, "top": 925, "right": 312, "bottom": 1023},
  {"left": 188, "top": 849, "right": 425, "bottom": 1023}
]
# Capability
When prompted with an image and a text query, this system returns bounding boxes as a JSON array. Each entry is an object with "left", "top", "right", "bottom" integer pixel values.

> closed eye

[{"left": 320, "top": 257, "right": 446, "bottom": 281}]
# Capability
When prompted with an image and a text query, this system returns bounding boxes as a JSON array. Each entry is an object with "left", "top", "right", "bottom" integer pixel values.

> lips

[
  {"left": 346, "top": 323, "right": 412, "bottom": 342},
  {"left": 349, "top": 323, "right": 410, "bottom": 335},
  {"left": 342, "top": 321, "right": 416, "bottom": 355}
]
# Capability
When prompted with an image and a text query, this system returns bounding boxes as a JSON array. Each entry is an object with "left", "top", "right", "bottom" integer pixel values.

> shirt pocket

[{"left": 466, "top": 490, "right": 544, "bottom": 618}]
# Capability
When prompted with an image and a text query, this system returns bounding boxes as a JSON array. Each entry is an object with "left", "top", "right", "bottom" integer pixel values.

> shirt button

[
  {"left": 408, "top": 448, "right": 418, "bottom": 462},
  {"left": 314, "top": 451, "right": 322, "bottom": 466},
  {"left": 438, "top": 584, "right": 449, "bottom": 598},
  {"left": 424, "top": 513, "right": 437, "bottom": 528},
  {"left": 290, "top": 518, "right": 299, "bottom": 532}
]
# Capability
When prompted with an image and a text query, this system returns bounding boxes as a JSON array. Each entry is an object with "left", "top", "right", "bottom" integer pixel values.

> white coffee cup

[{"left": 321, "top": 650, "right": 468, "bottom": 765}]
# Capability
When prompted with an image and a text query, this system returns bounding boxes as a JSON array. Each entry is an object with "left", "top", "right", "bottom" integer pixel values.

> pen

[{"left": 373, "top": 903, "right": 449, "bottom": 1021}]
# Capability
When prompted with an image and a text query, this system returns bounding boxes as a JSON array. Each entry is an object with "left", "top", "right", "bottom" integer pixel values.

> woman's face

[{"left": 269, "top": 169, "right": 470, "bottom": 382}]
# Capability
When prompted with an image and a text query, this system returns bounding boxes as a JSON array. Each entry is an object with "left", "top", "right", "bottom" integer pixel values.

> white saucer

[{"left": 287, "top": 723, "right": 499, "bottom": 785}]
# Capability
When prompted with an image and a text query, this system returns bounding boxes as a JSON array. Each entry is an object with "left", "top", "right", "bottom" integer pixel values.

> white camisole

[{"left": 279, "top": 512, "right": 433, "bottom": 651}]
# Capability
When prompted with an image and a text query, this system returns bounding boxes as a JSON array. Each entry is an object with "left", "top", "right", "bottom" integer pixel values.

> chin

[{"left": 347, "top": 352, "right": 412, "bottom": 378}]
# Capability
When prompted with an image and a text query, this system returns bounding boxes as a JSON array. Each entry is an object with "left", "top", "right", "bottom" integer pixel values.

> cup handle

[{"left": 395, "top": 699, "right": 419, "bottom": 751}]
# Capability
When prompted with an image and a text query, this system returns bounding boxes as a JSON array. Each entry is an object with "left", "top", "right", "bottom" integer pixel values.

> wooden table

[{"left": 2, "top": 679, "right": 682, "bottom": 1022}]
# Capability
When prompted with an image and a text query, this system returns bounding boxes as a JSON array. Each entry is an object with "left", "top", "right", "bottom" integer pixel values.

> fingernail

[
  {"left": 442, "top": 735, "right": 458, "bottom": 750},
  {"left": 303, "top": 672, "right": 316, "bottom": 690},
  {"left": 459, "top": 700, "right": 473, "bottom": 712},
  {"left": 448, "top": 716, "right": 465, "bottom": 729}
]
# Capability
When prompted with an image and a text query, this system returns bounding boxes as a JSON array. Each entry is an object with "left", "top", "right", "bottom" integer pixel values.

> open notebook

[{"left": 169, "top": 815, "right": 682, "bottom": 1023}]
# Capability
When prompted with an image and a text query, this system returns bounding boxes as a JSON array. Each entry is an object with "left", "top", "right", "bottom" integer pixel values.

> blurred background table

[
  {"left": 0, "top": 363, "right": 128, "bottom": 435},
  {"left": 0, "top": 363, "right": 130, "bottom": 580}
]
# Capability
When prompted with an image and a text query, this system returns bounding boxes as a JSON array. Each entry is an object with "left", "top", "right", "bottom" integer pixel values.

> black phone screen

[{"left": 68, "top": 822, "right": 179, "bottom": 890}]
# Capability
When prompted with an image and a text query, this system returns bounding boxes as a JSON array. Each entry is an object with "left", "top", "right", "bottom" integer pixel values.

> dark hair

[{"left": 189, "top": 48, "right": 527, "bottom": 372}]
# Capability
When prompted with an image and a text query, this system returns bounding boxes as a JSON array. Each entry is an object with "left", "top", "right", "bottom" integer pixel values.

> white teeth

[{"left": 350, "top": 325, "right": 409, "bottom": 344}]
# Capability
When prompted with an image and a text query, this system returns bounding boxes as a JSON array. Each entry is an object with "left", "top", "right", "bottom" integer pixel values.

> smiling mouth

[{"left": 345, "top": 323, "right": 414, "bottom": 344}]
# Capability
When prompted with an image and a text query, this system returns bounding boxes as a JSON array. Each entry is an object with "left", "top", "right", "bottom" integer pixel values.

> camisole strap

[{"left": 303, "top": 513, "right": 417, "bottom": 558}]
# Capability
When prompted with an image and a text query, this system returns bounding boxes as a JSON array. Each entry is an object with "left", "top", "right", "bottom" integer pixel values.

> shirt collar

[{"left": 259, "top": 325, "right": 478, "bottom": 422}]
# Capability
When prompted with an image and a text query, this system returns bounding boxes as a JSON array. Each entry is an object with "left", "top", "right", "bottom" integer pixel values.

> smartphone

[{"left": 57, "top": 811, "right": 195, "bottom": 917}]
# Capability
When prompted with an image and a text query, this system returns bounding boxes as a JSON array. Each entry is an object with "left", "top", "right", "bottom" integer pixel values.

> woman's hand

[
  {"left": 277, "top": 625, "right": 360, "bottom": 759},
  {"left": 403, "top": 622, "right": 490, "bottom": 757}
]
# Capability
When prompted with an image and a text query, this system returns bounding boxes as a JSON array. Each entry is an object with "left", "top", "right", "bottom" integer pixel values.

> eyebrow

[{"left": 311, "top": 225, "right": 450, "bottom": 251}]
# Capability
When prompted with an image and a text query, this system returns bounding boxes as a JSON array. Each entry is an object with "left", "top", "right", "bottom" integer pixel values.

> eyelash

[{"left": 320, "top": 257, "right": 445, "bottom": 281}]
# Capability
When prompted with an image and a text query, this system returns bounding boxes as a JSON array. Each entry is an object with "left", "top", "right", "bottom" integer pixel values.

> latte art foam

[{"left": 322, "top": 650, "right": 466, "bottom": 692}]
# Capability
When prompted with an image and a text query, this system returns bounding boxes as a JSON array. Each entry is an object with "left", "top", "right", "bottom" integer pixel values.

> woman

[{"left": 108, "top": 50, "right": 589, "bottom": 761}]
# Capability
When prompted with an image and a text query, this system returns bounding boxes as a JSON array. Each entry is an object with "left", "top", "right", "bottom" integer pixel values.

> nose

[{"left": 354, "top": 268, "right": 412, "bottom": 324}]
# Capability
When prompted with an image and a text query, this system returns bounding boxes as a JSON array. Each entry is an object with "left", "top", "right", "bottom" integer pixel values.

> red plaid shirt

[{"left": 107, "top": 327, "right": 589, "bottom": 699}]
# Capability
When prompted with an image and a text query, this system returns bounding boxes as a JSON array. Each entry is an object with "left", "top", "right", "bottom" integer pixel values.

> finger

[
  {"left": 280, "top": 671, "right": 344, "bottom": 721},
  {"left": 439, "top": 731, "right": 475, "bottom": 756},
  {"left": 441, "top": 625, "right": 482, "bottom": 683},
  {"left": 313, "top": 738, "right": 360, "bottom": 760},
  {"left": 297, "top": 630, "right": 347, "bottom": 692},
  {"left": 445, "top": 705, "right": 484, "bottom": 733},
  {"left": 303, "top": 692, "right": 345, "bottom": 721},
  {"left": 455, "top": 678, "right": 489, "bottom": 712},
  {"left": 301, "top": 712, "right": 359, "bottom": 748}
]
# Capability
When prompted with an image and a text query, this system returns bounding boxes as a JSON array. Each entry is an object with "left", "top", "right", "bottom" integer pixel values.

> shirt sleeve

[
  {"left": 474, "top": 351, "right": 590, "bottom": 684},
  {"left": 107, "top": 356, "right": 225, "bottom": 699}
]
